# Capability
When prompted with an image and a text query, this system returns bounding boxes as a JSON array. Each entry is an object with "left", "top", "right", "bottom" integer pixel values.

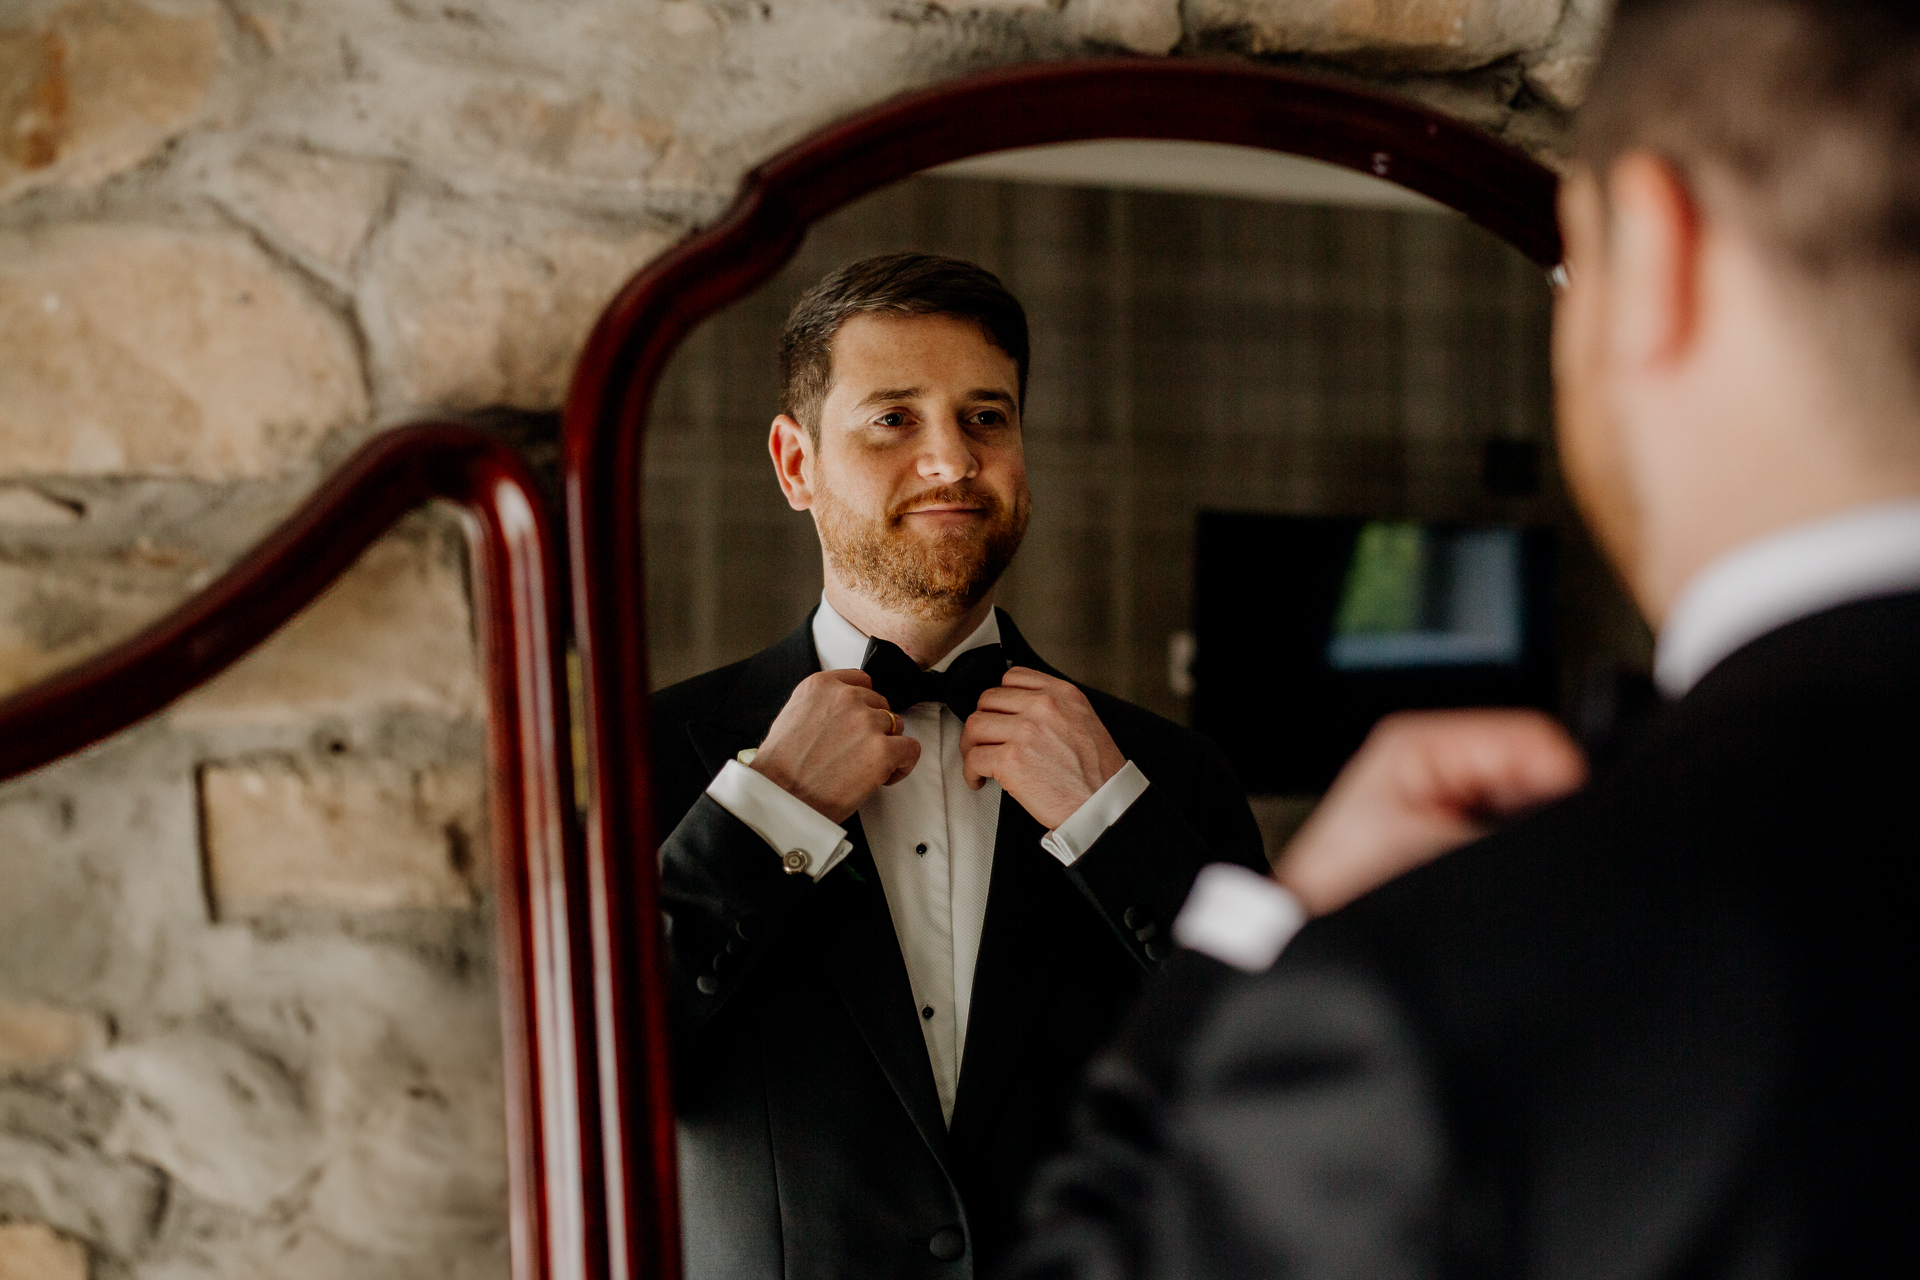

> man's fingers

[
  {"left": 881, "top": 733, "right": 922, "bottom": 787},
  {"left": 1276, "top": 709, "right": 1587, "bottom": 918},
  {"left": 1390, "top": 710, "right": 1587, "bottom": 818},
  {"left": 962, "top": 742, "right": 1004, "bottom": 790},
  {"left": 996, "top": 666, "right": 1061, "bottom": 691},
  {"left": 973, "top": 686, "right": 1041, "bottom": 715},
  {"left": 825, "top": 669, "right": 875, "bottom": 689},
  {"left": 960, "top": 708, "right": 1021, "bottom": 752}
]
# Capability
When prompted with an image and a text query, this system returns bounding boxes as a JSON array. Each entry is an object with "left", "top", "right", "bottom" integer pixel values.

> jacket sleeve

[
  {"left": 1001, "top": 949, "right": 1445, "bottom": 1280},
  {"left": 1062, "top": 728, "right": 1269, "bottom": 972},
  {"left": 657, "top": 794, "right": 817, "bottom": 1045}
]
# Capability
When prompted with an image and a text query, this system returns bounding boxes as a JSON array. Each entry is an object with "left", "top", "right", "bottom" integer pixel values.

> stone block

[
  {"left": 88, "top": 934, "right": 506, "bottom": 1238},
  {"left": 215, "top": 145, "right": 397, "bottom": 283},
  {"left": 0, "top": 224, "right": 367, "bottom": 478},
  {"left": 1189, "top": 0, "right": 1564, "bottom": 71},
  {"left": 174, "top": 525, "right": 482, "bottom": 725},
  {"left": 0, "top": 0, "right": 222, "bottom": 204},
  {"left": 0, "top": 1223, "right": 87, "bottom": 1280},
  {"left": 0, "top": 559, "right": 186, "bottom": 698},
  {"left": 359, "top": 196, "right": 670, "bottom": 412},
  {"left": 0, "top": 1001, "right": 104, "bottom": 1073},
  {"left": 199, "top": 756, "right": 483, "bottom": 917}
]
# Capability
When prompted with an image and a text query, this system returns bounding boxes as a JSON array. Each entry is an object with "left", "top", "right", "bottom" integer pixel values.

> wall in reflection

[{"left": 646, "top": 173, "right": 1646, "bottom": 751}]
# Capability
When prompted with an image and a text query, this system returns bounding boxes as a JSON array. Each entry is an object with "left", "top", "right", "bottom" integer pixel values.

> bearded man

[{"left": 649, "top": 253, "right": 1273, "bottom": 1280}]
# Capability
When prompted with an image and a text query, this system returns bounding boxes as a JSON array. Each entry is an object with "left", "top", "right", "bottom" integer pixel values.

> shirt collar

[
  {"left": 1654, "top": 498, "right": 1920, "bottom": 697},
  {"left": 812, "top": 594, "right": 1002, "bottom": 674}
]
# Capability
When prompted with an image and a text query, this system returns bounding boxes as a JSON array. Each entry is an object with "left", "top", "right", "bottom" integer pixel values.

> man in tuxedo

[
  {"left": 1005, "top": 2, "right": 1920, "bottom": 1277},
  {"left": 651, "top": 253, "right": 1295, "bottom": 1280}
]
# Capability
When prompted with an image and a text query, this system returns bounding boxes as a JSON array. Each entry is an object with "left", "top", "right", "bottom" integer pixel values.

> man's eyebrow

[
  {"left": 851, "top": 387, "right": 1017, "bottom": 411},
  {"left": 853, "top": 387, "right": 923, "bottom": 410}
]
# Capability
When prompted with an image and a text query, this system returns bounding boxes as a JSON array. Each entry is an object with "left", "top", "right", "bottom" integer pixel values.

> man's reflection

[{"left": 648, "top": 253, "right": 1268, "bottom": 1279}]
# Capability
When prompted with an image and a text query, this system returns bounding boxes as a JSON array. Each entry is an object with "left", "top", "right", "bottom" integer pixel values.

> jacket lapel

[
  {"left": 948, "top": 792, "right": 1052, "bottom": 1152},
  {"left": 946, "top": 610, "right": 1072, "bottom": 1150},
  {"left": 821, "top": 829, "right": 955, "bottom": 1171}
]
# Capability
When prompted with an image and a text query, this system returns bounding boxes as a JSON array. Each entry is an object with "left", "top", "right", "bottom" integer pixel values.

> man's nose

[{"left": 918, "top": 415, "right": 980, "bottom": 482}]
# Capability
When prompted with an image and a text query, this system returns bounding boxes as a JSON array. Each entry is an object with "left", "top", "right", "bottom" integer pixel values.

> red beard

[{"left": 814, "top": 479, "right": 1030, "bottom": 620}]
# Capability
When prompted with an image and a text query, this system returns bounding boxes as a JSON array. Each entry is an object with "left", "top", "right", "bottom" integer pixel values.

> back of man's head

[
  {"left": 778, "top": 252, "right": 1031, "bottom": 443},
  {"left": 1577, "top": 0, "right": 1920, "bottom": 428}
]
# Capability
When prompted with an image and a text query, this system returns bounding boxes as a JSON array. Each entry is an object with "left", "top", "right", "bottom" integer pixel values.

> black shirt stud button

[
  {"left": 695, "top": 975, "right": 720, "bottom": 995},
  {"left": 1122, "top": 906, "right": 1144, "bottom": 929},
  {"left": 928, "top": 1227, "right": 965, "bottom": 1261},
  {"left": 915, "top": 842, "right": 928, "bottom": 856},
  {"left": 922, "top": 1005, "right": 935, "bottom": 1021}
]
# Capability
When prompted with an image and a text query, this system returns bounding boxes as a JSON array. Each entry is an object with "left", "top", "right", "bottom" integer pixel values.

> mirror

[{"left": 633, "top": 134, "right": 1649, "bottom": 1279}]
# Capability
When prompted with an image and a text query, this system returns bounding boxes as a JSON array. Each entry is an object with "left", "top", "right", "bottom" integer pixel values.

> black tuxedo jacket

[
  {"left": 1008, "top": 591, "right": 1920, "bottom": 1280},
  {"left": 651, "top": 608, "right": 1266, "bottom": 1280}
]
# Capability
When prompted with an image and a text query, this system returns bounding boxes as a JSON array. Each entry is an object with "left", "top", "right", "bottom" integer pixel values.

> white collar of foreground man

[
  {"left": 1655, "top": 498, "right": 1920, "bottom": 698},
  {"left": 811, "top": 593, "right": 1003, "bottom": 673}
]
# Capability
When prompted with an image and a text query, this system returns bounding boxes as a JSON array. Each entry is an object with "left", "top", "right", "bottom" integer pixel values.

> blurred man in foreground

[{"left": 1005, "top": 1, "right": 1920, "bottom": 1275}]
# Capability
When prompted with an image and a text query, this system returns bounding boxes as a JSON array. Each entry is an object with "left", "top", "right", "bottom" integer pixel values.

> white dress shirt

[
  {"left": 705, "top": 596, "right": 1151, "bottom": 1123},
  {"left": 1654, "top": 498, "right": 1920, "bottom": 696},
  {"left": 1173, "top": 496, "right": 1920, "bottom": 977}
]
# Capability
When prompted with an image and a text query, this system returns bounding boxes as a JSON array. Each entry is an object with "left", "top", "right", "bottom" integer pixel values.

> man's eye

[
  {"left": 970, "top": 410, "right": 1006, "bottom": 426},
  {"left": 875, "top": 411, "right": 908, "bottom": 428}
]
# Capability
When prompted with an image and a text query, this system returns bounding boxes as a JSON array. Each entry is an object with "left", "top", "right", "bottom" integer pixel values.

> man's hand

[
  {"left": 962, "top": 667, "right": 1126, "bottom": 830},
  {"left": 1275, "top": 709, "right": 1587, "bottom": 917},
  {"left": 750, "top": 670, "right": 921, "bottom": 823}
]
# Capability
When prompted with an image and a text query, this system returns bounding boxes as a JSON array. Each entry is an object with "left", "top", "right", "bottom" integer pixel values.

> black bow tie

[{"left": 861, "top": 637, "right": 1008, "bottom": 720}]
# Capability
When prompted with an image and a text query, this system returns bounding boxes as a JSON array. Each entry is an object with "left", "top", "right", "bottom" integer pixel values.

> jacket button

[
  {"left": 1122, "top": 906, "right": 1144, "bottom": 929},
  {"left": 695, "top": 975, "right": 720, "bottom": 995},
  {"left": 927, "top": 1227, "right": 965, "bottom": 1260},
  {"left": 711, "top": 951, "right": 732, "bottom": 973},
  {"left": 734, "top": 917, "right": 759, "bottom": 941},
  {"left": 1143, "top": 942, "right": 1168, "bottom": 962},
  {"left": 1133, "top": 922, "right": 1159, "bottom": 942}
]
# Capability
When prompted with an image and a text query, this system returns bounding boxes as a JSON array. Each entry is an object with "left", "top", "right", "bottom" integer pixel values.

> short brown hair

[
  {"left": 1577, "top": 0, "right": 1920, "bottom": 418},
  {"left": 777, "top": 253, "right": 1030, "bottom": 439}
]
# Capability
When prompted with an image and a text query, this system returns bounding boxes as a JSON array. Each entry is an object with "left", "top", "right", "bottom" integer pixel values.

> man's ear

[
  {"left": 769, "top": 414, "right": 815, "bottom": 511},
  {"left": 1605, "top": 151, "right": 1702, "bottom": 373}
]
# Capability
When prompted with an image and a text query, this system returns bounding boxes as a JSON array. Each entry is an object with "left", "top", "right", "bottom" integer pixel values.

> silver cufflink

[{"left": 781, "top": 849, "right": 810, "bottom": 875}]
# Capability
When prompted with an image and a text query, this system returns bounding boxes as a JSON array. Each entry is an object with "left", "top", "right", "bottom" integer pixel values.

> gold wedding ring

[{"left": 885, "top": 710, "right": 901, "bottom": 735}]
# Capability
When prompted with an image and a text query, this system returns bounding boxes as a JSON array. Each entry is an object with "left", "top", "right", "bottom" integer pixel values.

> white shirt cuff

[
  {"left": 705, "top": 759, "right": 852, "bottom": 881},
  {"left": 1172, "top": 862, "right": 1306, "bottom": 973},
  {"left": 1040, "top": 760, "right": 1150, "bottom": 866}
]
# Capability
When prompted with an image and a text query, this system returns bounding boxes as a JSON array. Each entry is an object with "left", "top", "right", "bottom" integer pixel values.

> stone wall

[{"left": 1, "top": 1, "right": 1610, "bottom": 1277}]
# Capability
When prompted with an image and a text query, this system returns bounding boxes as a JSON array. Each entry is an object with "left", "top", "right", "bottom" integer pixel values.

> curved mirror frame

[
  {"left": 562, "top": 55, "right": 1563, "bottom": 1280},
  {"left": 0, "top": 425, "right": 599, "bottom": 1280}
]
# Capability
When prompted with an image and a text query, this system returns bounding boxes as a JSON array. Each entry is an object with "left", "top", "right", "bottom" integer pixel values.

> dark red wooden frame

[
  {"left": 0, "top": 425, "right": 602, "bottom": 1280},
  {"left": 562, "top": 56, "right": 1563, "bottom": 1280}
]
